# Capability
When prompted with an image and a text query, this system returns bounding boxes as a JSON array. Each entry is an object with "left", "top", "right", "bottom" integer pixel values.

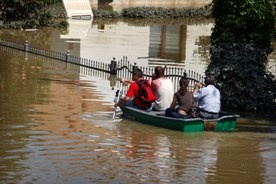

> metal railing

[{"left": 0, "top": 39, "right": 205, "bottom": 92}]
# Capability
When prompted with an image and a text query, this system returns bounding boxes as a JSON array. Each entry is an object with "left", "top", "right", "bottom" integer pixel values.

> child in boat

[{"left": 165, "top": 77, "right": 195, "bottom": 119}]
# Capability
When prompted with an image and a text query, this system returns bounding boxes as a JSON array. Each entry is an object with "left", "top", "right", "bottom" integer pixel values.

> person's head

[
  {"left": 154, "top": 66, "right": 165, "bottom": 78},
  {"left": 179, "top": 77, "right": 189, "bottom": 88},
  {"left": 204, "top": 75, "right": 216, "bottom": 85},
  {"left": 132, "top": 68, "right": 143, "bottom": 81}
]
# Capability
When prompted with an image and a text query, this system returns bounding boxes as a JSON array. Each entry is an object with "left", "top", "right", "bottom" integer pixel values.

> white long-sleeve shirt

[{"left": 193, "top": 85, "right": 221, "bottom": 113}]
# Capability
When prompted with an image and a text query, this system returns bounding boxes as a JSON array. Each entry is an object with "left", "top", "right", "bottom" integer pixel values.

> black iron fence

[{"left": 0, "top": 39, "right": 205, "bottom": 92}]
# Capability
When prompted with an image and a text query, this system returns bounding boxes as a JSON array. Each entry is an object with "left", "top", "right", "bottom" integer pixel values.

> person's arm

[
  {"left": 115, "top": 82, "right": 135, "bottom": 107},
  {"left": 193, "top": 82, "right": 201, "bottom": 95},
  {"left": 115, "top": 96, "right": 130, "bottom": 107},
  {"left": 169, "top": 94, "right": 177, "bottom": 109},
  {"left": 120, "top": 78, "right": 134, "bottom": 84},
  {"left": 151, "top": 79, "right": 159, "bottom": 92}
]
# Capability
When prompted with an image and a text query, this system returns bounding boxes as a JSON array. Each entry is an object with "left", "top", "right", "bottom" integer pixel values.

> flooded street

[{"left": 1, "top": 19, "right": 276, "bottom": 183}]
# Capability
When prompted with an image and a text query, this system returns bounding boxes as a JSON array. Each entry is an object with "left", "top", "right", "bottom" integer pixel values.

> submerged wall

[
  {"left": 109, "top": 0, "right": 211, "bottom": 7},
  {"left": 90, "top": 0, "right": 211, "bottom": 8}
]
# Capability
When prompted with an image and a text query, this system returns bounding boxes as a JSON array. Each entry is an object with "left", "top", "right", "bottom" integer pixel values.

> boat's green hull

[{"left": 120, "top": 105, "right": 239, "bottom": 132}]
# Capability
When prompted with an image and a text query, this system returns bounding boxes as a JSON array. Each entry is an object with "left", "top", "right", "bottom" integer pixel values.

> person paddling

[{"left": 114, "top": 68, "right": 155, "bottom": 111}]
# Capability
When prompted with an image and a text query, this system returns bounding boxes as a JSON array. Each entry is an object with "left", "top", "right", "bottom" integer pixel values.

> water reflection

[
  {"left": 261, "top": 139, "right": 276, "bottom": 183},
  {"left": 1, "top": 21, "right": 276, "bottom": 184},
  {"left": 1, "top": 19, "right": 275, "bottom": 76},
  {"left": 0, "top": 19, "right": 213, "bottom": 75},
  {"left": 63, "top": 19, "right": 213, "bottom": 75}
]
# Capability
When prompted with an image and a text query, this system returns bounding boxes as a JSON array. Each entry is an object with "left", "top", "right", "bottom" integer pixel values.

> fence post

[
  {"left": 183, "top": 72, "right": 187, "bottom": 78},
  {"left": 24, "top": 41, "right": 29, "bottom": 60},
  {"left": 132, "top": 62, "right": 138, "bottom": 71},
  {"left": 110, "top": 57, "right": 117, "bottom": 74},
  {"left": 24, "top": 40, "right": 29, "bottom": 52},
  {"left": 66, "top": 50, "right": 71, "bottom": 62}
]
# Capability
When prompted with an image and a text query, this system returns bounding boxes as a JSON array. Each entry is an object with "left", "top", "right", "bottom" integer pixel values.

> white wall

[
  {"left": 109, "top": 0, "right": 211, "bottom": 7},
  {"left": 63, "top": 0, "right": 93, "bottom": 18}
]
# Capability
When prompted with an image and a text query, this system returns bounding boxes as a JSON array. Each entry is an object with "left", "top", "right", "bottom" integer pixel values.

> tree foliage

[
  {"left": 211, "top": 0, "right": 275, "bottom": 48},
  {"left": 0, "top": 0, "right": 61, "bottom": 29},
  {"left": 207, "top": 0, "right": 276, "bottom": 113}
]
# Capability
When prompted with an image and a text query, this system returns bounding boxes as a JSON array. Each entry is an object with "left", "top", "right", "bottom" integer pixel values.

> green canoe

[{"left": 119, "top": 105, "right": 239, "bottom": 132}]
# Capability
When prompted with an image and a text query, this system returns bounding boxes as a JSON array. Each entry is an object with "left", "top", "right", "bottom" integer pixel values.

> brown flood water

[{"left": 1, "top": 42, "right": 276, "bottom": 184}]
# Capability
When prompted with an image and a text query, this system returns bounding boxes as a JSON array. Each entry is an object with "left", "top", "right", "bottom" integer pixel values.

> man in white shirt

[{"left": 151, "top": 66, "right": 174, "bottom": 111}]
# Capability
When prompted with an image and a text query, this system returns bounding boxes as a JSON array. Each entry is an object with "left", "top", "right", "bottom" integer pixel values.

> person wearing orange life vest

[{"left": 115, "top": 68, "right": 155, "bottom": 111}]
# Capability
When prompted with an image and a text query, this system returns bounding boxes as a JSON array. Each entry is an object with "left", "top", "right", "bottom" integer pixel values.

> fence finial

[
  {"left": 110, "top": 57, "right": 117, "bottom": 74},
  {"left": 66, "top": 50, "right": 71, "bottom": 62},
  {"left": 24, "top": 41, "right": 29, "bottom": 52}
]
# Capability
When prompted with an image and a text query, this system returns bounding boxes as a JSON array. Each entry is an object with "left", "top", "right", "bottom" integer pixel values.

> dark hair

[
  {"left": 133, "top": 68, "right": 143, "bottom": 78},
  {"left": 179, "top": 77, "right": 189, "bottom": 87},
  {"left": 154, "top": 66, "right": 165, "bottom": 77},
  {"left": 178, "top": 77, "right": 189, "bottom": 95},
  {"left": 205, "top": 75, "right": 216, "bottom": 85}
]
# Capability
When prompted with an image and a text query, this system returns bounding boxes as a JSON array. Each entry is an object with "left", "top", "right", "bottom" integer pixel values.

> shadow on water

[{"left": 236, "top": 111, "right": 276, "bottom": 133}]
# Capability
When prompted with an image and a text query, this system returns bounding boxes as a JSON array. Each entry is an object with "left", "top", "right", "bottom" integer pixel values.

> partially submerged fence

[
  {"left": 0, "top": 39, "right": 205, "bottom": 92},
  {"left": 111, "top": 57, "right": 204, "bottom": 92}
]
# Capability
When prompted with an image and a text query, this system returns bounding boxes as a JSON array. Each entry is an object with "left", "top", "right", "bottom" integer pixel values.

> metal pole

[
  {"left": 66, "top": 50, "right": 71, "bottom": 62},
  {"left": 110, "top": 57, "right": 117, "bottom": 74},
  {"left": 24, "top": 41, "right": 29, "bottom": 52}
]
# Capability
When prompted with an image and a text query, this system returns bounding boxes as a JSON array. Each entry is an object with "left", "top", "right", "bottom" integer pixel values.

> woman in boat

[
  {"left": 151, "top": 66, "right": 174, "bottom": 111},
  {"left": 165, "top": 77, "right": 195, "bottom": 119},
  {"left": 193, "top": 75, "right": 221, "bottom": 119}
]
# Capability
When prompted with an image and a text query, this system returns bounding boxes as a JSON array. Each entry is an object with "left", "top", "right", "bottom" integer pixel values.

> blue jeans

[
  {"left": 165, "top": 108, "right": 190, "bottom": 119},
  {"left": 124, "top": 100, "right": 152, "bottom": 112},
  {"left": 198, "top": 109, "right": 219, "bottom": 119}
]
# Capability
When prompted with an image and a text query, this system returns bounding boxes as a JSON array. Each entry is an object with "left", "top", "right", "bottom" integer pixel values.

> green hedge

[{"left": 207, "top": 0, "right": 276, "bottom": 113}]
